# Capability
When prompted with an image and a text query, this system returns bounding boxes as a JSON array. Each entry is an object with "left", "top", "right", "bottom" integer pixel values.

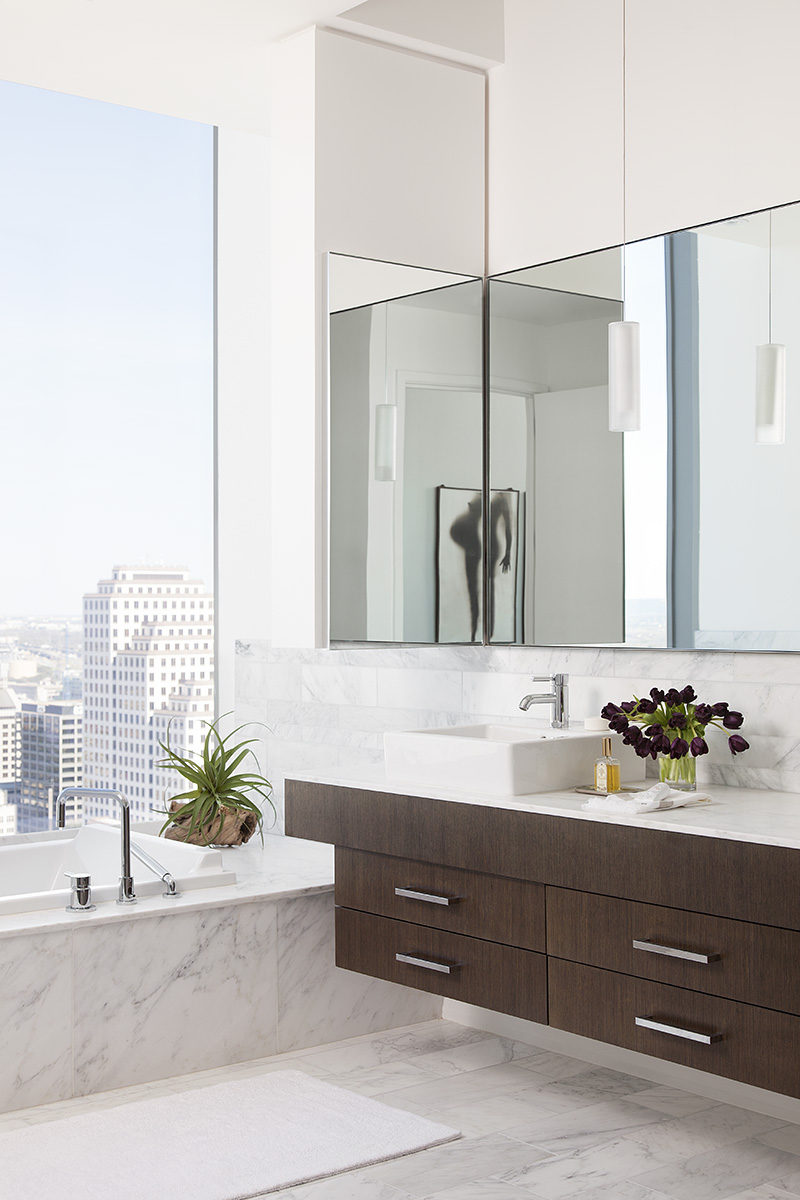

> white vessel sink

[{"left": 384, "top": 724, "right": 645, "bottom": 797}]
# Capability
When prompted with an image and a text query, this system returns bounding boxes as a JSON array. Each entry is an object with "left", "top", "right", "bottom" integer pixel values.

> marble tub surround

[
  {"left": 4, "top": 1018, "right": 800, "bottom": 1200},
  {"left": 0, "top": 838, "right": 438, "bottom": 1113},
  {"left": 236, "top": 641, "right": 800, "bottom": 830}
]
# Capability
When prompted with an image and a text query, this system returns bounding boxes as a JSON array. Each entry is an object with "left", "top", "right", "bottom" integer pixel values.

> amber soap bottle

[{"left": 594, "top": 736, "right": 621, "bottom": 793}]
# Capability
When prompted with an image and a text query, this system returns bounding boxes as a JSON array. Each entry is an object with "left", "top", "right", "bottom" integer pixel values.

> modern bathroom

[{"left": 2, "top": 1, "right": 800, "bottom": 1197}]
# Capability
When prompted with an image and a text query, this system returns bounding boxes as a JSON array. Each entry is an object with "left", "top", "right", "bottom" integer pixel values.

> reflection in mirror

[
  {"left": 328, "top": 254, "right": 483, "bottom": 644},
  {"left": 490, "top": 201, "right": 800, "bottom": 651},
  {"left": 489, "top": 264, "right": 624, "bottom": 644}
]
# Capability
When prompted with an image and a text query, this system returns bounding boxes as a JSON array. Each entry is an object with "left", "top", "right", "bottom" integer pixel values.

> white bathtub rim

[{"left": 0, "top": 834, "right": 334, "bottom": 940}]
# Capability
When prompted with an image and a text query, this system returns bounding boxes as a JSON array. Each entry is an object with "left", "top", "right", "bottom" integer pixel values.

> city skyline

[{"left": 0, "top": 562, "right": 215, "bottom": 832}]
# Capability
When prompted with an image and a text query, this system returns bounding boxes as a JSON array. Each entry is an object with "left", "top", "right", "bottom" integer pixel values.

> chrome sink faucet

[
  {"left": 56, "top": 787, "right": 136, "bottom": 905},
  {"left": 519, "top": 673, "right": 569, "bottom": 729}
]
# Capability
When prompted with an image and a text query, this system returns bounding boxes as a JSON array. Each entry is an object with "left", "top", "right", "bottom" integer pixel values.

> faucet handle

[
  {"left": 64, "top": 872, "right": 95, "bottom": 913},
  {"left": 530, "top": 675, "right": 555, "bottom": 683}
]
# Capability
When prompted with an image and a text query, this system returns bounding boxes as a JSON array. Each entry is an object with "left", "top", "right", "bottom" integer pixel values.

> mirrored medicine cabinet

[{"left": 328, "top": 199, "right": 800, "bottom": 652}]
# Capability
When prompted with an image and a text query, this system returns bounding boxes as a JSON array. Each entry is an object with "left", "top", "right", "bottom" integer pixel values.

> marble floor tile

[
  {"left": 376, "top": 1088, "right": 567, "bottom": 1138},
  {"left": 411, "top": 1037, "right": 539, "bottom": 1077},
  {"left": 0, "top": 930, "right": 72, "bottom": 1113},
  {"left": 269, "top": 1169, "right": 417, "bottom": 1198},
  {"left": 496, "top": 1135, "right": 677, "bottom": 1199},
  {"left": 527, "top": 1181, "right": 667, "bottom": 1200},
  {"left": 625, "top": 1103, "right": 785, "bottom": 1159},
  {"left": 325, "top": 1061, "right": 444, "bottom": 1097},
  {"left": 358, "top": 1133, "right": 553, "bottom": 1195},
  {"left": 726, "top": 1188, "right": 800, "bottom": 1200},
  {"left": 525, "top": 1065, "right": 654, "bottom": 1106},
  {"left": 517, "top": 1049, "right": 596, "bottom": 1082},
  {"left": 630, "top": 1138, "right": 800, "bottom": 1200},
  {"left": 425, "top": 1181, "right": 534, "bottom": 1199},
  {"left": 379, "top": 1063, "right": 552, "bottom": 1113},
  {"left": 504, "top": 1097, "right": 666, "bottom": 1155},
  {"left": 758, "top": 1127, "right": 800, "bottom": 1156},
  {"left": 298, "top": 1021, "right": 490, "bottom": 1075},
  {"left": 630, "top": 1084, "right": 721, "bottom": 1118}
]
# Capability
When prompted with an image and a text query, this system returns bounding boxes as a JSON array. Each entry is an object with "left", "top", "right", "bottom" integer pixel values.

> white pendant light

[
  {"left": 374, "top": 403, "right": 396, "bottom": 481},
  {"left": 608, "top": 0, "right": 641, "bottom": 434},
  {"left": 609, "top": 319, "right": 641, "bottom": 431},
  {"left": 756, "top": 211, "right": 786, "bottom": 445}
]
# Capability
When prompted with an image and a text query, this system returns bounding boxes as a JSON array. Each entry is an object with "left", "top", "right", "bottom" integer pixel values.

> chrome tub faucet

[
  {"left": 56, "top": 787, "right": 136, "bottom": 905},
  {"left": 519, "top": 673, "right": 569, "bottom": 729}
]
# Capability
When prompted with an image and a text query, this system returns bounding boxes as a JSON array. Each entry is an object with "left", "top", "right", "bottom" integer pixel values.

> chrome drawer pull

[
  {"left": 395, "top": 952, "right": 458, "bottom": 975},
  {"left": 635, "top": 1015, "right": 722, "bottom": 1044},
  {"left": 395, "top": 886, "right": 454, "bottom": 906},
  {"left": 633, "top": 938, "right": 719, "bottom": 964}
]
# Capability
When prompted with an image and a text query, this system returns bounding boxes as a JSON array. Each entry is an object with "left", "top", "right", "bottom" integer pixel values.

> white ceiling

[
  {"left": 0, "top": 0, "right": 351, "bottom": 132},
  {"left": 0, "top": 0, "right": 504, "bottom": 133}
]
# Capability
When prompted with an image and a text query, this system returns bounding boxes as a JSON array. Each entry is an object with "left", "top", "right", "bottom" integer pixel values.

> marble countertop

[
  {"left": 0, "top": 835, "right": 334, "bottom": 941},
  {"left": 287, "top": 763, "right": 800, "bottom": 851}
]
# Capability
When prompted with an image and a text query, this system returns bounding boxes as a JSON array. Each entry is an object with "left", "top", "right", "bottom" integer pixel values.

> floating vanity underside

[{"left": 285, "top": 774, "right": 800, "bottom": 1100}]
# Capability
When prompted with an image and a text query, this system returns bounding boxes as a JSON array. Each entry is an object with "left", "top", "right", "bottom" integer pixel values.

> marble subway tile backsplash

[{"left": 236, "top": 641, "right": 800, "bottom": 828}]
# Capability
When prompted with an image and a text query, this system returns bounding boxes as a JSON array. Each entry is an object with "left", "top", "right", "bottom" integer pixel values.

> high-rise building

[
  {"left": 0, "top": 686, "right": 20, "bottom": 787},
  {"left": 82, "top": 567, "right": 214, "bottom": 822},
  {"left": 18, "top": 700, "right": 83, "bottom": 831}
]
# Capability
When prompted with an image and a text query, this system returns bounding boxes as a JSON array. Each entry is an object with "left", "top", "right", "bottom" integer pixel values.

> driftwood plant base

[{"left": 164, "top": 801, "right": 259, "bottom": 847}]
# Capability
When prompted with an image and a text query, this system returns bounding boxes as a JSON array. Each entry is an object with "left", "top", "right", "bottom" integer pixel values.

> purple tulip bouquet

[{"left": 601, "top": 685, "right": 750, "bottom": 790}]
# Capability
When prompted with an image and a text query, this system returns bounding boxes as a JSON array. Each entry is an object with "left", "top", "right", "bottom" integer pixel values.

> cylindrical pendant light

[
  {"left": 755, "top": 342, "right": 786, "bottom": 443},
  {"left": 608, "top": 0, "right": 641, "bottom": 434},
  {"left": 756, "top": 211, "right": 786, "bottom": 445},
  {"left": 609, "top": 319, "right": 641, "bottom": 431},
  {"left": 374, "top": 404, "right": 397, "bottom": 481}
]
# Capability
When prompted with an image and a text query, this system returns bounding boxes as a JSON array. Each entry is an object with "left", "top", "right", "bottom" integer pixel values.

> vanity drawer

[
  {"left": 549, "top": 958, "right": 800, "bottom": 1098},
  {"left": 335, "top": 848, "right": 545, "bottom": 951},
  {"left": 547, "top": 887, "right": 800, "bottom": 1015},
  {"left": 335, "top": 907, "right": 547, "bottom": 1021}
]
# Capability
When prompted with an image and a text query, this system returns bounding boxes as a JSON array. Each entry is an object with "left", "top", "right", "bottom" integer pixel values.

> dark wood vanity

[{"left": 286, "top": 778, "right": 800, "bottom": 1099}]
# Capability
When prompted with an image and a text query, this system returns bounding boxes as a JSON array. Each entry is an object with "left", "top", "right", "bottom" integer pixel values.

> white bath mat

[{"left": 0, "top": 1070, "right": 459, "bottom": 1200}]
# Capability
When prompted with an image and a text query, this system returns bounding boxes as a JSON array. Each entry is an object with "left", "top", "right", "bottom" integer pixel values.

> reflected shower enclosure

[{"left": 328, "top": 254, "right": 483, "bottom": 644}]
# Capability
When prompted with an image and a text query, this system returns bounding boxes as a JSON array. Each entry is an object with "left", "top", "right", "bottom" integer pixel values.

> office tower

[
  {"left": 82, "top": 567, "right": 214, "bottom": 822},
  {"left": 18, "top": 700, "right": 83, "bottom": 830}
]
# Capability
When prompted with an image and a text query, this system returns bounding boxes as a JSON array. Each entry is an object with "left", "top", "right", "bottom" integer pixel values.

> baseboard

[{"left": 442, "top": 1000, "right": 800, "bottom": 1125}]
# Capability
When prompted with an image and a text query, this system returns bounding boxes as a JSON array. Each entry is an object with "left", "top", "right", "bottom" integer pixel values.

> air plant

[
  {"left": 601, "top": 685, "right": 750, "bottom": 762},
  {"left": 156, "top": 713, "right": 274, "bottom": 846}
]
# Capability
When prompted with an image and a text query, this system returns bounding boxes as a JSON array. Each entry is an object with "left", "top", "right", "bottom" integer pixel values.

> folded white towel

[{"left": 582, "top": 780, "right": 711, "bottom": 814}]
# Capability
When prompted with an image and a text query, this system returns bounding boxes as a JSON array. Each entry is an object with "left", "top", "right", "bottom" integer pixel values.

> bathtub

[{"left": 0, "top": 823, "right": 236, "bottom": 916}]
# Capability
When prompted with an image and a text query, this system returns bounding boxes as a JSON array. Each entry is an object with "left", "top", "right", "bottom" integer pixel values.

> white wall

[
  {"left": 215, "top": 128, "right": 270, "bottom": 714},
  {"left": 487, "top": 0, "right": 624, "bottom": 274},
  {"left": 314, "top": 29, "right": 485, "bottom": 275},
  {"left": 488, "top": 0, "right": 800, "bottom": 271}
]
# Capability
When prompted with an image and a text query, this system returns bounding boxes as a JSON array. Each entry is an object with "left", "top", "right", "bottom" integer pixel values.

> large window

[{"left": 0, "top": 82, "right": 215, "bottom": 829}]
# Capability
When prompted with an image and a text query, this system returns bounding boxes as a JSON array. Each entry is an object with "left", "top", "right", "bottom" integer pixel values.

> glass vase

[{"left": 658, "top": 753, "right": 697, "bottom": 791}]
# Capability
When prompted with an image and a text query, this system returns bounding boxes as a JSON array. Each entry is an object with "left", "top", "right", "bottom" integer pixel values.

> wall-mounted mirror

[
  {"left": 328, "top": 254, "right": 483, "bottom": 643},
  {"left": 490, "top": 201, "right": 800, "bottom": 651},
  {"left": 328, "top": 201, "right": 800, "bottom": 651}
]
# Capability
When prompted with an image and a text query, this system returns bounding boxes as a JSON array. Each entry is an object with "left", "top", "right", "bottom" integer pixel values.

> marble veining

[
  {"left": 2, "top": 1018, "right": 800, "bottom": 1198},
  {"left": 276, "top": 892, "right": 440, "bottom": 1054},
  {"left": 0, "top": 931, "right": 72, "bottom": 1113},
  {"left": 72, "top": 901, "right": 281, "bottom": 1093}
]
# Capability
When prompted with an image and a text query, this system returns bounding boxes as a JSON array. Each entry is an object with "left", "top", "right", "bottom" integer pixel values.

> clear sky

[{"left": 0, "top": 82, "right": 214, "bottom": 616}]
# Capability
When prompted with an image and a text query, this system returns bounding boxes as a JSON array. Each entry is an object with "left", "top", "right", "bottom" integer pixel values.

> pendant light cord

[{"left": 768, "top": 209, "right": 773, "bottom": 343}]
